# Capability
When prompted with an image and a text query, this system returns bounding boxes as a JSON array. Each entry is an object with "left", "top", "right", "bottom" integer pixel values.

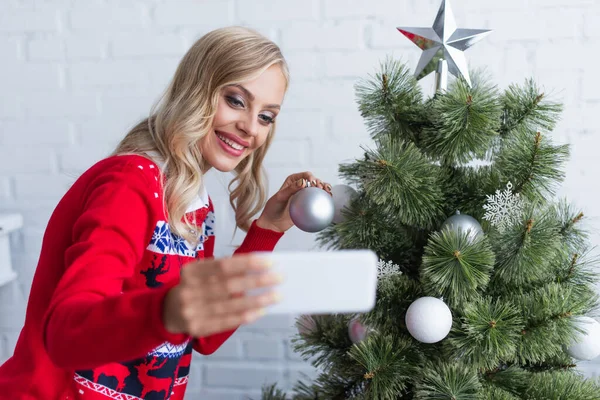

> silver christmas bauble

[
  {"left": 289, "top": 187, "right": 335, "bottom": 232},
  {"left": 440, "top": 211, "right": 484, "bottom": 241},
  {"left": 348, "top": 317, "right": 372, "bottom": 344},
  {"left": 331, "top": 184, "right": 357, "bottom": 224},
  {"left": 566, "top": 316, "right": 600, "bottom": 361},
  {"left": 405, "top": 296, "right": 452, "bottom": 344}
]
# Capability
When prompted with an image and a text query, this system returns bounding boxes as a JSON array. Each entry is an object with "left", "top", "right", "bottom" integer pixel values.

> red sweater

[{"left": 0, "top": 154, "right": 283, "bottom": 400}]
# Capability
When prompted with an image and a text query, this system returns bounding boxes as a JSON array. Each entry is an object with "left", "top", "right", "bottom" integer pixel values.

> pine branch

[
  {"left": 414, "top": 362, "right": 481, "bottom": 400},
  {"left": 260, "top": 383, "right": 289, "bottom": 400},
  {"left": 363, "top": 273, "right": 423, "bottom": 332},
  {"left": 292, "top": 372, "right": 367, "bottom": 400},
  {"left": 448, "top": 298, "right": 524, "bottom": 370},
  {"left": 523, "top": 353, "right": 579, "bottom": 373},
  {"left": 315, "top": 194, "right": 412, "bottom": 261},
  {"left": 421, "top": 230, "right": 495, "bottom": 309},
  {"left": 480, "top": 386, "right": 521, "bottom": 400},
  {"left": 482, "top": 365, "right": 529, "bottom": 398},
  {"left": 348, "top": 334, "right": 420, "bottom": 399},
  {"left": 355, "top": 57, "right": 427, "bottom": 144},
  {"left": 422, "top": 73, "right": 502, "bottom": 164},
  {"left": 490, "top": 204, "right": 563, "bottom": 289},
  {"left": 500, "top": 79, "right": 563, "bottom": 135},
  {"left": 496, "top": 129, "right": 569, "bottom": 202},
  {"left": 339, "top": 138, "right": 445, "bottom": 228},
  {"left": 439, "top": 164, "right": 503, "bottom": 221},
  {"left": 523, "top": 371, "right": 600, "bottom": 400},
  {"left": 553, "top": 200, "right": 590, "bottom": 251},
  {"left": 553, "top": 247, "right": 600, "bottom": 292},
  {"left": 292, "top": 315, "right": 356, "bottom": 371},
  {"left": 516, "top": 283, "right": 597, "bottom": 364}
]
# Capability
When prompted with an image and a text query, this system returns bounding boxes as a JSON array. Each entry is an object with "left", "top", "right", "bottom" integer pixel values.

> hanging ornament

[
  {"left": 289, "top": 186, "right": 335, "bottom": 232},
  {"left": 440, "top": 211, "right": 484, "bottom": 241},
  {"left": 397, "top": 0, "right": 492, "bottom": 89},
  {"left": 566, "top": 316, "right": 600, "bottom": 361},
  {"left": 405, "top": 296, "right": 452, "bottom": 343},
  {"left": 296, "top": 314, "right": 317, "bottom": 336},
  {"left": 331, "top": 184, "right": 358, "bottom": 224},
  {"left": 377, "top": 259, "right": 402, "bottom": 279},
  {"left": 482, "top": 181, "right": 525, "bottom": 233},
  {"left": 348, "top": 316, "right": 373, "bottom": 344}
]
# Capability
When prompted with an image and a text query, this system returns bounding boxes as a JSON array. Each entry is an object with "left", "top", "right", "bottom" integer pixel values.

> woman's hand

[
  {"left": 162, "top": 254, "right": 281, "bottom": 337},
  {"left": 256, "top": 171, "right": 332, "bottom": 233}
]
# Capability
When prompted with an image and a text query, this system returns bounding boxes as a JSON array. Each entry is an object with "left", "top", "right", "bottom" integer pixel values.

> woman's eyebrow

[{"left": 230, "top": 84, "right": 280, "bottom": 110}]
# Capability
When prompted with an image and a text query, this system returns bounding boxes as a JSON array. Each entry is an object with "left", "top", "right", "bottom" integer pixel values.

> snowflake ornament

[
  {"left": 482, "top": 181, "right": 525, "bottom": 232},
  {"left": 377, "top": 259, "right": 402, "bottom": 279}
]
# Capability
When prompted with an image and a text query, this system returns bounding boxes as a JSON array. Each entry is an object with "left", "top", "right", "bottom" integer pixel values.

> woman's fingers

[
  {"left": 208, "top": 290, "right": 280, "bottom": 316},
  {"left": 171, "top": 255, "right": 288, "bottom": 337},
  {"left": 181, "top": 291, "right": 280, "bottom": 337},
  {"left": 280, "top": 171, "right": 314, "bottom": 189},
  {"left": 204, "top": 270, "right": 283, "bottom": 299},
  {"left": 182, "top": 254, "right": 272, "bottom": 284}
]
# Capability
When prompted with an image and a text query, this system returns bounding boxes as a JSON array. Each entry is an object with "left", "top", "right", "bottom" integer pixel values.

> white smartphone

[{"left": 249, "top": 250, "right": 379, "bottom": 315}]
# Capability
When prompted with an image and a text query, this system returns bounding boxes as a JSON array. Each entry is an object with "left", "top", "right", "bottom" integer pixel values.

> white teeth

[{"left": 216, "top": 133, "right": 244, "bottom": 151}]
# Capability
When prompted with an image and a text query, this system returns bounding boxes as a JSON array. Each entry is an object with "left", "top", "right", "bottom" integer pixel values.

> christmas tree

[{"left": 261, "top": 1, "right": 600, "bottom": 399}]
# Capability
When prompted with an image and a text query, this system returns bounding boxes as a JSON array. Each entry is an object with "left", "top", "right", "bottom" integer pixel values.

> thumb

[{"left": 276, "top": 178, "right": 306, "bottom": 202}]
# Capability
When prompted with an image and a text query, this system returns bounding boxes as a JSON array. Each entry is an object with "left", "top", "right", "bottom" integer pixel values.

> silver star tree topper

[{"left": 397, "top": 0, "right": 491, "bottom": 91}]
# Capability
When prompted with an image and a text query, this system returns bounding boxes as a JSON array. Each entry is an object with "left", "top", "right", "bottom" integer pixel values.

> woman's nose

[{"left": 237, "top": 115, "right": 260, "bottom": 137}]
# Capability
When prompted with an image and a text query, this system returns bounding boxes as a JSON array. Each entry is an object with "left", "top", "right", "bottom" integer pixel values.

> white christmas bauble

[
  {"left": 331, "top": 184, "right": 357, "bottom": 224},
  {"left": 405, "top": 296, "right": 452, "bottom": 344},
  {"left": 566, "top": 316, "right": 600, "bottom": 361},
  {"left": 348, "top": 317, "right": 371, "bottom": 344}
]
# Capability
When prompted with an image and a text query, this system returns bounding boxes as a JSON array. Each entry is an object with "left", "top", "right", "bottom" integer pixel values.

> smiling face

[{"left": 199, "top": 64, "right": 287, "bottom": 173}]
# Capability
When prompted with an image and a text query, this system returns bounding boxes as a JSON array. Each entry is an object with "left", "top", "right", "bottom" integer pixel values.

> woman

[{"left": 0, "top": 26, "right": 331, "bottom": 400}]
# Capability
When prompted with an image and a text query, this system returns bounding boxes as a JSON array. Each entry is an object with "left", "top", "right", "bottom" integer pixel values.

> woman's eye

[
  {"left": 226, "top": 95, "right": 244, "bottom": 108},
  {"left": 259, "top": 114, "right": 275, "bottom": 124}
]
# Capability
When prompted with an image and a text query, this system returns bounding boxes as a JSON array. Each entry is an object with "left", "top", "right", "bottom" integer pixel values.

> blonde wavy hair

[{"left": 112, "top": 26, "right": 289, "bottom": 243}]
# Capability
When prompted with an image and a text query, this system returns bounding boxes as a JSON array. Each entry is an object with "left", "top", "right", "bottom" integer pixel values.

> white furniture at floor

[{"left": 0, "top": 213, "right": 22, "bottom": 287}]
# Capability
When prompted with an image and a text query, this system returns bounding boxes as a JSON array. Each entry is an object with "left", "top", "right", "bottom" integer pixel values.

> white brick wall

[{"left": 1, "top": 0, "right": 599, "bottom": 398}]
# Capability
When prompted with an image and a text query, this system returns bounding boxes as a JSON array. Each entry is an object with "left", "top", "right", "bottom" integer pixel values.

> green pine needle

[
  {"left": 490, "top": 204, "right": 563, "bottom": 288},
  {"left": 292, "top": 314, "right": 356, "bottom": 370},
  {"left": 496, "top": 128, "right": 569, "bottom": 202},
  {"left": 500, "top": 79, "right": 563, "bottom": 135},
  {"left": 315, "top": 194, "right": 408, "bottom": 260},
  {"left": 422, "top": 229, "right": 495, "bottom": 308},
  {"left": 340, "top": 138, "right": 444, "bottom": 228},
  {"left": 482, "top": 365, "right": 529, "bottom": 397},
  {"left": 448, "top": 298, "right": 524, "bottom": 370},
  {"left": 524, "top": 371, "right": 600, "bottom": 399},
  {"left": 422, "top": 73, "right": 502, "bottom": 164},
  {"left": 414, "top": 362, "right": 481, "bottom": 400},
  {"left": 349, "top": 334, "right": 420, "bottom": 399},
  {"left": 481, "top": 386, "right": 522, "bottom": 400},
  {"left": 259, "top": 383, "right": 289, "bottom": 400},
  {"left": 516, "top": 283, "right": 597, "bottom": 364},
  {"left": 355, "top": 56, "right": 426, "bottom": 144}
]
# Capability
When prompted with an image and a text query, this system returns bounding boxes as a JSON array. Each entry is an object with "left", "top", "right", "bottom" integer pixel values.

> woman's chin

[{"left": 206, "top": 155, "right": 245, "bottom": 173}]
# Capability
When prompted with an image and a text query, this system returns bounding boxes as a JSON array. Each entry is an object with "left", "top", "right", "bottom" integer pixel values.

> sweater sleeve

[
  {"left": 193, "top": 217, "right": 284, "bottom": 355},
  {"left": 43, "top": 163, "right": 188, "bottom": 370}
]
